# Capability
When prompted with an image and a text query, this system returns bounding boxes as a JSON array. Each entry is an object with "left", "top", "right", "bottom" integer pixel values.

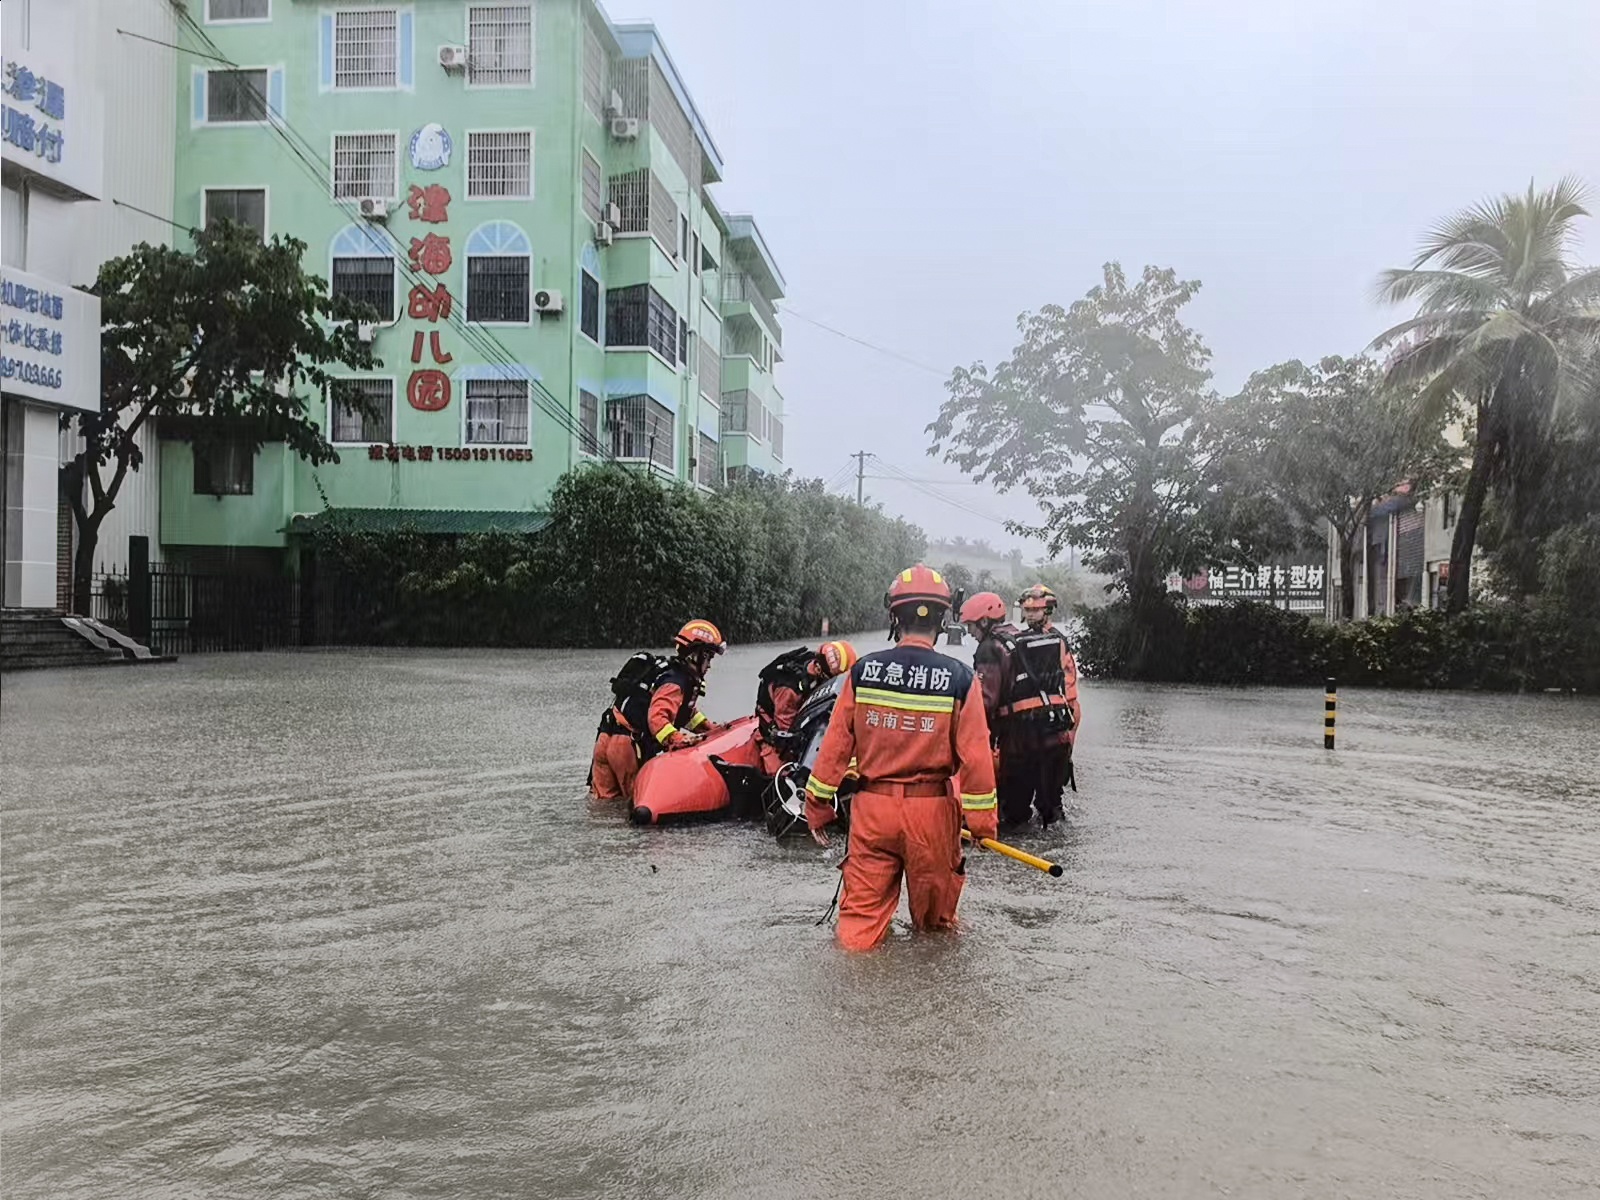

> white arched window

[
  {"left": 464, "top": 220, "right": 531, "bottom": 324},
  {"left": 329, "top": 223, "right": 397, "bottom": 322}
]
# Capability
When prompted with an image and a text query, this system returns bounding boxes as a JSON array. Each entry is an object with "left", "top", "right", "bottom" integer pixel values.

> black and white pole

[{"left": 1324, "top": 677, "right": 1337, "bottom": 750}]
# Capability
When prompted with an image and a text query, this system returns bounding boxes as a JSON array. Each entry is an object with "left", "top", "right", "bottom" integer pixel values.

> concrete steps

[{"left": 0, "top": 610, "right": 170, "bottom": 671}]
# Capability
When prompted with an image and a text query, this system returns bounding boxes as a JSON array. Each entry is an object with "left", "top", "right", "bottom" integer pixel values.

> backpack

[
  {"left": 758, "top": 647, "right": 815, "bottom": 689},
  {"left": 609, "top": 651, "right": 671, "bottom": 709}
]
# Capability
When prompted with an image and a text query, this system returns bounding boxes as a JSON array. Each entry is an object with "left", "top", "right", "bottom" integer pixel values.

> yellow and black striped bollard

[{"left": 1324, "top": 677, "right": 1337, "bottom": 749}]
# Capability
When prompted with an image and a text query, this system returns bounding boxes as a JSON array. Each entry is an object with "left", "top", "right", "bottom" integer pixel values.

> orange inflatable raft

[{"left": 629, "top": 715, "right": 767, "bottom": 825}]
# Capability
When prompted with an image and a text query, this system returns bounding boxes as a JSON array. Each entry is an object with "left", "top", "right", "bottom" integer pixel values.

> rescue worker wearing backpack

[
  {"left": 753, "top": 640, "right": 859, "bottom": 775},
  {"left": 804, "top": 565, "right": 998, "bottom": 951},
  {"left": 589, "top": 619, "right": 727, "bottom": 801},
  {"left": 983, "top": 583, "right": 1080, "bottom": 830}
]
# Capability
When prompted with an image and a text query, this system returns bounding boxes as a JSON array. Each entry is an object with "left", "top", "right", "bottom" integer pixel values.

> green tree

[
  {"left": 65, "top": 221, "right": 376, "bottom": 608},
  {"left": 1211, "top": 355, "right": 1451, "bottom": 619},
  {"left": 1375, "top": 179, "right": 1600, "bottom": 611},
  {"left": 929, "top": 264, "right": 1237, "bottom": 631},
  {"left": 938, "top": 561, "right": 974, "bottom": 597}
]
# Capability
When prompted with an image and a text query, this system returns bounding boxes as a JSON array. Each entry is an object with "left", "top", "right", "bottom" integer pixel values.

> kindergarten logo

[{"left": 409, "top": 124, "right": 453, "bottom": 171}]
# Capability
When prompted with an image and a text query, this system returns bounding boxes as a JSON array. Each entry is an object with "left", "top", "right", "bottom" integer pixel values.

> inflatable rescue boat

[{"left": 629, "top": 716, "right": 766, "bottom": 825}]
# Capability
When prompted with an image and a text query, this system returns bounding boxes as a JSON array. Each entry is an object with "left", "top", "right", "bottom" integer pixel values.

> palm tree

[{"left": 1374, "top": 178, "right": 1600, "bottom": 612}]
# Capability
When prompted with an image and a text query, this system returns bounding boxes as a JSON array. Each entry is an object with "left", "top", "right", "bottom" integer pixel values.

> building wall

[{"left": 161, "top": 0, "right": 769, "bottom": 549}]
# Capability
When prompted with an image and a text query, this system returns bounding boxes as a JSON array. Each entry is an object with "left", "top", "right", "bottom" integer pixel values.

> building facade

[{"left": 163, "top": 0, "right": 786, "bottom": 567}]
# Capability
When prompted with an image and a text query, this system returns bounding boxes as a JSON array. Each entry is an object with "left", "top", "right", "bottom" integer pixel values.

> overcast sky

[{"left": 631, "top": 0, "right": 1600, "bottom": 555}]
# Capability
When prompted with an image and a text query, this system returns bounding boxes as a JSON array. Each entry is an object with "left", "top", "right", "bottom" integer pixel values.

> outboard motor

[{"left": 767, "top": 674, "right": 855, "bottom": 838}]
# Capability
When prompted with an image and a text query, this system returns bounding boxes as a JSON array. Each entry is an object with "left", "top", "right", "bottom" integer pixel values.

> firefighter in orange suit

[
  {"left": 754, "top": 640, "right": 859, "bottom": 775},
  {"left": 804, "top": 565, "right": 998, "bottom": 950},
  {"left": 590, "top": 619, "right": 725, "bottom": 801}
]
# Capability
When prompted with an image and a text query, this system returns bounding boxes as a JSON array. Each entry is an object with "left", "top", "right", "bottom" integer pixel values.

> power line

[
  {"left": 115, "top": 28, "right": 234, "bottom": 65},
  {"left": 111, "top": 197, "right": 196, "bottom": 235},
  {"left": 867, "top": 454, "right": 1018, "bottom": 528},
  {"left": 782, "top": 306, "right": 949, "bottom": 377}
]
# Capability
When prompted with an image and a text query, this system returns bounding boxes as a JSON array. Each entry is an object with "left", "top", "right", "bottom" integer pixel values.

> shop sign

[
  {"left": 0, "top": 267, "right": 100, "bottom": 411},
  {"left": 1, "top": 49, "right": 103, "bottom": 199}
]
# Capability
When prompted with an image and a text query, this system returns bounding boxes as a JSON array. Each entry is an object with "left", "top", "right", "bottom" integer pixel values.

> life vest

[
  {"left": 614, "top": 655, "right": 702, "bottom": 755},
  {"left": 755, "top": 646, "right": 816, "bottom": 736},
  {"left": 993, "top": 626, "right": 1074, "bottom": 740}
]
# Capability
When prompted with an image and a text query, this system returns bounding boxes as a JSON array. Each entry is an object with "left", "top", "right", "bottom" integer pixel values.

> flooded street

[{"left": 3, "top": 642, "right": 1597, "bottom": 1198}]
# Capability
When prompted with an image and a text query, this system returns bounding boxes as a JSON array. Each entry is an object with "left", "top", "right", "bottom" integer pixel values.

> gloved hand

[
  {"left": 804, "top": 794, "right": 837, "bottom": 847},
  {"left": 964, "top": 808, "right": 999, "bottom": 843},
  {"left": 666, "top": 730, "right": 704, "bottom": 750}
]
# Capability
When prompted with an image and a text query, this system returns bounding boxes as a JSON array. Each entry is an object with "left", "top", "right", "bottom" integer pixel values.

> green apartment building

[{"left": 166, "top": 0, "right": 786, "bottom": 565}]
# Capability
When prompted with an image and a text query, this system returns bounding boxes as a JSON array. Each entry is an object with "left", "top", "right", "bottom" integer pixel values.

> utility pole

[{"left": 853, "top": 450, "right": 868, "bottom": 505}]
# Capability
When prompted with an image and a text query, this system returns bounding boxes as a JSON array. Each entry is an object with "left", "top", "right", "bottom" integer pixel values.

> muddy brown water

[{"left": 2, "top": 642, "right": 1597, "bottom": 1198}]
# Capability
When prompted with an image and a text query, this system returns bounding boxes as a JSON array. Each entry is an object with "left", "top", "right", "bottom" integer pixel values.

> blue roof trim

[
  {"left": 612, "top": 22, "right": 725, "bottom": 180},
  {"left": 604, "top": 376, "right": 678, "bottom": 415},
  {"left": 724, "top": 214, "right": 787, "bottom": 295}
]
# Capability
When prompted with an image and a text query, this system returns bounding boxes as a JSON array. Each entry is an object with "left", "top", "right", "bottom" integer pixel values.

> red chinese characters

[
  {"left": 408, "top": 233, "right": 452, "bottom": 276},
  {"left": 407, "top": 370, "right": 451, "bottom": 412},
  {"left": 410, "top": 330, "right": 453, "bottom": 365},
  {"left": 408, "top": 283, "right": 453, "bottom": 323},
  {"left": 406, "top": 183, "right": 451, "bottom": 224}
]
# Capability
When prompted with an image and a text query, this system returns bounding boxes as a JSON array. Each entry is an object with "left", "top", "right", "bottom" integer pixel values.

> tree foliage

[{"left": 64, "top": 221, "right": 377, "bottom": 607}]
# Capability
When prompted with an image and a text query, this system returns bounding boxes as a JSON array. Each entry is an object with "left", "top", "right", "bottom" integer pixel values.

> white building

[{"left": 2, "top": 0, "right": 174, "bottom": 612}]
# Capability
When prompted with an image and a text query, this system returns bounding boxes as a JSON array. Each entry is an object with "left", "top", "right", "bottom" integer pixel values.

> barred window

[
  {"left": 697, "top": 432, "right": 719, "bottom": 489},
  {"left": 465, "top": 379, "right": 530, "bottom": 444},
  {"left": 193, "top": 440, "right": 255, "bottom": 496},
  {"left": 608, "top": 394, "right": 673, "bottom": 468},
  {"left": 203, "top": 188, "right": 266, "bottom": 238},
  {"left": 334, "top": 9, "right": 398, "bottom": 89},
  {"left": 206, "top": 69, "right": 268, "bottom": 122},
  {"left": 331, "top": 256, "right": 395, "bottom": 321},
  {"left": 467, "top": 255, "right": 530, "bottom": 323},
  {"left": 678, "top": 318, "right": 689, "bottom": 365},
  {"left": 605, "top": 284, "right": 676, "bottom": 361},
  {"left": 697, "top": 319, "right": 721, "bottom": 400},
  {"left": 771, "top": 416, "right": 784, "bottom": 461},
  {"left": 581, "top": 151, "right": 604, "bottom": 223},
  {"left": 580, "top": 271, "right": 600, "bottom": 341},
  {"left": 467, "top": 131, "right": 532, "bottom": 198},
  {"left": 332, "top": 133, "right": 398, "bottom": 199},
  {"left": 579, "top": 390, "right": 600, "bottom": 454},
  {"left": 608, "top": 169, "right": 648, "bottom": 233},
  {"left": 582, "top": 20, "right": 608, "bottom": 118},
  {"left": 330, "top": 378, "right": 394, "bottom": 443},
  {"left": 648, "top": 172, "right": 677, "bottom": 257},
  {"left": 692, "top": 232, "right": 701, "bottom": 276},
  {"left": 467, "top": 5, "right": 532, "bottom": 85},
  {"left": 207, "top": 0, "right": 270, "bottom": 19}
]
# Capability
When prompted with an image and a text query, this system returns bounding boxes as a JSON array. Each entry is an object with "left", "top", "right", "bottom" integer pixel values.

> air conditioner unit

[
  {"left": 356, "top": 321, "right": 377, "bottom": 343},
  {"left": 357, "top": 196, "right": 389, "bottom": 221},
  {"left": 601, "top": 201, "right": 621, "bottom": 226},
  {"left": 439, "top": 44, "right": 468, "bottom": 71},
  {"left": 594, "top": 221, "right": 614, "bottom": 247},
  {"left": 609, "top": 117, "right": 639, "bottom": 141},
  {"left": 606, "top": 90, "right": 624, "bottom": 117},
  {"left": 533, "top": 288, "right": 565, "bottom": 314}
]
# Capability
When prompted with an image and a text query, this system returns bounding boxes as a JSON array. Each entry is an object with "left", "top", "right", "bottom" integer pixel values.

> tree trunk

[
  {"left": 1339, "top": 530, "right": 1359, "bottom": 621},
  {"left": 1447, "top": 441, "right": 1494, "bottom": 615},
  {"left": 71, "top": 514, "right": 102, "bottom": 617}
]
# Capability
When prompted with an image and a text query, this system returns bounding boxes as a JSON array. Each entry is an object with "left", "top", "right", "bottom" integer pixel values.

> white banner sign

[
  {"left": 1, "top": 45, "right": 104, "bottom": 200},
  {"left": 0, "top": 267, "right": 100, "bottom": 412}
]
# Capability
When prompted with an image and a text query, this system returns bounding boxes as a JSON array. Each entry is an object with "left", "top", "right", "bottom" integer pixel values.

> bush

[
  {"left": 302, "top": 466, "right": 926, "bottom": 648},
  {"left": 1076, "top": 596, "right": 1599, "bottom": 692}
]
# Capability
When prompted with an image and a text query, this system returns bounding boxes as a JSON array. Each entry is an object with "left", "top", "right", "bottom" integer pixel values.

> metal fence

[{"left": 92, "top": 567, "right": 301, "bottom": 655}]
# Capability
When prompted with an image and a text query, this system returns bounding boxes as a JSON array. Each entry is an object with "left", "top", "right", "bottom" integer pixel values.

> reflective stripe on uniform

[
  {"left": 960, "top": 789, "right": 998, "bottom": 810},
  {"left": 656, "top": 723, "right": 678, "bottom": 745},
  {"left": 854, "top": 687, "right": 956, "bottom": 714},
  {"left": 807, "top": 776, "right": 840, "bottom": 800},
  {"left": 688, "top": 711, "right": 710, "bottom": 730}
]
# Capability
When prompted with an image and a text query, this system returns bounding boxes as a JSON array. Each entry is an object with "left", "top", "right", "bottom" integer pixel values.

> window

[
  {"left": 467, "top": 257, "right": 530, "bottom": 322},
  {"left": 680, "top": 213, "right": 689, "bottom": 262},
  {"left": 465, "top": 379, "right": 530, "bottom": 444},
  {"left": 581, "top": 151, "right": 604, "bottom": 224},
  {"left": 697, "top": 432, "right": 719, "bottom": 489},
  {"left": 771, "top": 417, "right": 784, "bottom": 462},
  {"left": 582, "top": 20, "right": 608, "bottom": 118},
  {"left": 697, "top": 321, "right": 721, "bottom": 400},
  {"left": 467, "top": 131, "right": 532, "bottom": 199},
  {"left": 330, "top": 378, "right": 394, "bottom": 443},
  {"left": 332, "top": 133, "right": 398, "bottom": 199},
  {"left": 468, "top": 5, "right": 533, "bottom": 85},
  {"left": 678, "top": 318, "right": 688, "bottom": 365},
  {"left": 203, "top": 189, "right": 267, "bottom": 238},
  {"left": 580, "top": 271, "right": 600, "bottom": 342},
  {"left": 207, "top": 0, "right": 269, "bottom": 19},
  {"left": 692, "top": 232, "right": 700, "bottom": 276},
  {"left": 331, "top": 256, "right": 395, "bottom": 321},
  {"left": 193, "top": 440, "right": 255, "bottom": 496},
  {"left": 579, "top": 389, "right": 600, "bottom": 454},
  {"left": 608, "top": 394, "right": 673, "bottom": 468},
  {"left": 206, "top": 69, "right": 269, "bottom": 122},
  {"left": 606, "top": 285, "right": 677, "bottom": 361},
  {"left": 334, "top": 9, "right": 398, "bottom": 89}
]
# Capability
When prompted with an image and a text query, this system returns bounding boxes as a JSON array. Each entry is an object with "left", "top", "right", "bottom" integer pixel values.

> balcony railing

[{"left": 722, "top": 273, "right": 781, "bottom": 343}]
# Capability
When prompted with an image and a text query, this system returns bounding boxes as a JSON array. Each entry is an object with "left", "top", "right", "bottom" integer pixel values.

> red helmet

[
  {"left": 885, "top": 563, "right": 952, "bottom": 615},
  {"left": 674, "top": 619, "right": 726, "bottom": 655},
  {"left": 1018, "top": 584, "right": 1057, "bottom": 614},
  {"left": 816, "top": 640, "right": 858, "bottom": 677},
  {"left": 959, "top": 591, "right": 1008, "bottom": 623}
]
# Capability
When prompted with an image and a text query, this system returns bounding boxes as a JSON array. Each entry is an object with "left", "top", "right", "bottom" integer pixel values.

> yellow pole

[
  {"left": 1324, "top": 676, "right": 1337, "bottom": 750},
  {"left": 961, "top": 829, "right": 1064, "bottom": 877}
]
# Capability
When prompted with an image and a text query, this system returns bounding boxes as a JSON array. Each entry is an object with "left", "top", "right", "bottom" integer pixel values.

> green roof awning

[{"left": 287, "top": 508, "right": 550, "bottom": 536}]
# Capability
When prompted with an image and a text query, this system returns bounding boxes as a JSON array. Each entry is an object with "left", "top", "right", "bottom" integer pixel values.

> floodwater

[{"left": 2, "top": 639, "right": 1597, "bottom": 1199}]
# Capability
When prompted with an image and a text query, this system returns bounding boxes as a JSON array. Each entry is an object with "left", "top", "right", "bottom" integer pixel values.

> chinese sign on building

[
  {"left": 0, "top": 268, "right": 100, "bottom": 411},
  {"left": 1173, "top": 563, "right": 1328, "bottom": 613},
  {"left": 0, "top": 49, "right": 102, "bottom": 199}
]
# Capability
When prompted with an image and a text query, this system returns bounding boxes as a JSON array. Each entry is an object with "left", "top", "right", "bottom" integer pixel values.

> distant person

[
  {"left": 804, "top": 565, "right": 997, "bottom": 951},
  {"left": 753, "top": 640, "right": 858, "bottom": 775},
  {"left": 589, "top": 619, "right": 726, "bottom": 802},
  {"left": 984, "top": 584, "right": 1079, "bottom": 830}
]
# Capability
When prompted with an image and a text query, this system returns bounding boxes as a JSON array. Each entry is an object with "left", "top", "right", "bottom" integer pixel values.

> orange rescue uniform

[
  {"left": 589, "top": 666, "right": 712, "bottom": 801},
  {"left": 804, "top": 634, "right": 998, "bottom": 950}
]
